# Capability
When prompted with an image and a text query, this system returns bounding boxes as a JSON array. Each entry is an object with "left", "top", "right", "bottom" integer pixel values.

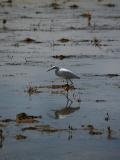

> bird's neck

[{"left": 55, "top": 67, "right": 59, "bottom": 71}]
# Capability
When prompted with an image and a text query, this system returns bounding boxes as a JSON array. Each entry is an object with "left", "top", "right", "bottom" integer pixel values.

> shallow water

[{"left": 0, "top": 0, "right": 120, "bottom": 159}]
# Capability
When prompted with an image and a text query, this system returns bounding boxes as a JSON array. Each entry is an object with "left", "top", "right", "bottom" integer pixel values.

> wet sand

[{"left": 0, "top": 0, "right": 120, "bottom": 160}]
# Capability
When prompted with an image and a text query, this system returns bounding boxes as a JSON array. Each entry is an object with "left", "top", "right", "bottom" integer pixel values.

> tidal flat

[{"left": 0, "top": 0, "right": 120, "bottom": 160}]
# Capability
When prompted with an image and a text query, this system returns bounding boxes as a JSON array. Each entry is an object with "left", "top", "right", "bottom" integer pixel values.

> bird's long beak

[
  {"left": 47, "top": 68, "right": 51, "bottom": 72},
  {"left": 47, "top": 66, "right": 54, "bottom": 72},
  {"left": 47, "top": 66, "right": 55, "bottom": 72}
]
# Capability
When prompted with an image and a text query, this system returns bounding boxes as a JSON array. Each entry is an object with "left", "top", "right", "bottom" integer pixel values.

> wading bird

[{"left": 47, "top": 66, "right": 80, "bottom": 84}]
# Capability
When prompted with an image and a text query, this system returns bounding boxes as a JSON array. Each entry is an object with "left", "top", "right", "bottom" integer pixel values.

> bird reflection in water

[{"left": 52, "top": 85, "right": 80, "bottom": 119}]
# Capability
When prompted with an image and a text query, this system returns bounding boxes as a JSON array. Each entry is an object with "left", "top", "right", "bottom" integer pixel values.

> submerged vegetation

[{"left": 16, "top": 113, "right": 42, "bottom": 123}]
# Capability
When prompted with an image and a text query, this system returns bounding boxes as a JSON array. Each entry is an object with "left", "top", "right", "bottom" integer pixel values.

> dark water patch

[
  {"left": 0, "top": 74, "right": 14, "bottom": 77},
  {"left": 114, "top": 83, "right": 120, "bottom": 89},
  {"left": 52, "top": 54, "right": 106, "bottom": 60},
  {"left": 66, "top": 25, "right": 120, "bottom": 31},
  {"left": 93, "top": 24, "right": 120, "bottom": 31},
  {"left": 20, "top": 16, "right": 33, "bottom": 19},
  {"left": 5, "top": 60, "right": 44, "bottom": 67},
  {"left": 98, "top": 16, "right": 120, "bottom": 19},
  {"left": 96, "top": 99, "right": 106, "bottom": 103},
  {"left": 106, "top": 74, "right": 120, "bottom": 78},
  {"left": 35, "top": 11, "right": 42, "bottom": 14},
  {"left": 0, "top": 28, "right": 31, "bottom": 32},
  {"left": 0, "top": 11, "right": 9, "bottom": 14},
  {"left": 0, "top": 73, "right": 26, "bottom": 78},
  {"left": 75, "top": 39, "right": 90, "bottom": 43},
  {"left": 65, "top": 26, "right": 90, "bottom": 31},
  {"left": 94, "top": 74, "right": 120, "bottom": 78},
  {"left": 0, "top": 118, "right": 15, "bottom": 123},
  {"left": 2, "top": 19, "right": 7, "bottom": 26},
  {"left": 13, "top": 43, "right": 21, "bottom": 47},
  {"left": 105, "top": 39, "right": 119, "bottom": 42},
  {"left": 50, "top": 39, "right": 113, "bottom": 48},
  {"left": 56, "top": 38, "right": 114, "bottom": 47},
  {"left": 103, "top": 3, "right": 116, "bottom": 7},
  {"left": 24, "top": 60, "right": 45, "bottom": 65},
  {"left": 5, "top": 62, "right": 22, "bottom": 66},
  {"left": 54, "top": 39, "right": 90, "bottom": 46},
  {"left": 111, "top": 16, "right": 120, "bottom": 19},
  {"left": 50, "top": 90, "right": 65, "bottom": 94},
  {"left": 83, "top": 73, "right": 120, "bottom": 78}
]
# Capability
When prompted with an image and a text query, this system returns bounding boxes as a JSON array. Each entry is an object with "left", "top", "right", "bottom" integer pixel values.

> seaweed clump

[
  {"left": 70, "top": 4, "right": 79, "bottom": 9},
  {"left": 25, "top": 85, "right": 42, "bottom": 96},
  {"left": 52, "top": 54, "right": 66, "bottom": 60},
  {"left": 16, "top": 113, "right": 42, "bottom": 123},
  {"left": 58, "top": 38, "right": 70, "bottom": 43},
  {"left": 81, "top": 124, "right": 103, "bottom": 135},
  {"left": 50, "top": 2, "right": 60, "bottom": 9},
  {"left": 21, "top": 38, "right": 36, "bottom": 43},
  {"left": 104, "top": 3, "right": 115, "bottom": 7},
  {"left": 15, "top": 134, "right": 27, "bottom": 140},
  {"left": 22, "top": 125, "right": 66, "bottom": 133}
]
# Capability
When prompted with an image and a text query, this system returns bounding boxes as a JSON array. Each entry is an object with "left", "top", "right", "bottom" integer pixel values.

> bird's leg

[
  {"left": 65, "top": 90, "right": 73, "bottom": 108},
  {"left": 65, "top": 90, "right": 69, "bottom": 100},
  {"left": 69, "top": 79, "right": 73, "bottom": 85},
  {"left": 66, "top": 79, "right": 68, "bottom": 85},
  {"left": 65, "top": 90, "right": 69, "bottom": 107},
  {"left": 65, "top": 97, "right": 72, "bottom": 108},
  {"left": 66, "top": 79, "right": 73, "bottom": 86},
  {"left": 68, "top": 98, "right": 73, "bottom": 107},
  {"left": 65, "top": 95, "right": 69, "bottom": 107}
]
